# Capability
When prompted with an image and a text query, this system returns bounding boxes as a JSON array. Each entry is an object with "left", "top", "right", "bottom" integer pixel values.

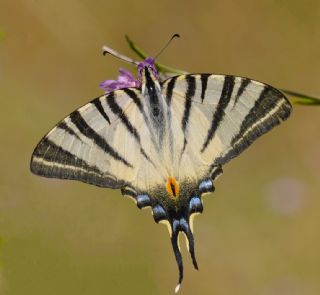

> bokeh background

[{"left": 1, "top": 1, "right": 320, "bottom": 294}]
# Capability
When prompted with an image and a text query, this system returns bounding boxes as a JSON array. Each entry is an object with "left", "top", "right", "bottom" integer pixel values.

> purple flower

[
  {"left": 100, "top": 58, "right": 159, "bottom": 93},
  {"left": 99, "top": 68, "right": 139, "bottom": 93}
]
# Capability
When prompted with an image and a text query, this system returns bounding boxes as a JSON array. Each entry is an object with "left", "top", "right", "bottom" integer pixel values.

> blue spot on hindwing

[
  {"left": 152, "top": 204, "right": 167, "bottom": 222},
  {"left": 189, "top": 196, "right": 203, "bottom": 214},
  {"left": 136, "top": 194, "right": 151, "bottom": 209},
  {"left": 199, "top": 178, "right": 214, "bottom": 194}
]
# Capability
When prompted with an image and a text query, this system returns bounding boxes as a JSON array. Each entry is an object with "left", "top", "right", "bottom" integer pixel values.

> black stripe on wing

[
  {"left": 214, "top": 86, "right": 292, "bottom": 165},
  {"left": 200, "top": 74, "right": 210, "bottom": 103},
  {"left": 107, "top": 92, "right": 140, "bottom": 139},
  {"left": 180, "top": 75, "right": 196, "bottom": 154},
  {"left": 164, "top": 76, "right": 178, "bottom": 106},
  {"left": 57, "top": 121, "right": 81, "bottom": 140},
  {"left": 69, "top": 110, "right": 133, "bottom": 168},
  {"left": 201, "top": 75, "right": 236, "bottom": 152},
  {"left": 106, "top": 92, "right": 154, "bottom": 165},
  {"left": 31, "top": 138, "right": 122, "bottom": 188},
  {"left": 91, "top": 97, "right": 111, "bottom": 124},
  {"left": 233, "top": 77, "right": 251, "bottom": 107},
  {"left": 182, "top": 75, "right": 196, "bottom": 132},
  {"left": 231, "top": 87, "right": 280, "bottom": 145},
  {"left": 123, "top": 88, "right": 144, "bottom": 113},
  {"left": 123, "top": 88, "right": 152, "bottom": 131},
  {"left": 162, "top": 77, "right": 178, "bottom": 158}
]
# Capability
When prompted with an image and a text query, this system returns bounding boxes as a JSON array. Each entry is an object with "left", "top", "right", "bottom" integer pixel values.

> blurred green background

[{"left": 1, "top": 1, "right": 320, "bottom": 294}]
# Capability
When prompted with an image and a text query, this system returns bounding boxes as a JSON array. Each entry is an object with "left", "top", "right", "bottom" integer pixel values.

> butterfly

[{"left": 30, "top": 42, "right": 292, "bottom": 292}]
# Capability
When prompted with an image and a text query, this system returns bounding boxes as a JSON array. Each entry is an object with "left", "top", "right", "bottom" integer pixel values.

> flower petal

[{"left": 100, "top": 57, "right": 160, "bottom": 93}]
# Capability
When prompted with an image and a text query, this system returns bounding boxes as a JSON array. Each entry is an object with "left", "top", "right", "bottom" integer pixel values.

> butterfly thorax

[{"left": 141, "top": 66, "right": 167, "bottom": 147}]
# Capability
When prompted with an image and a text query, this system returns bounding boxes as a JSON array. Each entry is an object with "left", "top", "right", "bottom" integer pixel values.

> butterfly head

[
  {"left": 137, "top": 57, "right": 162, "bottom": 96},
  {"left": 137, "top": 57, "right": 159, "bottom": 80}
]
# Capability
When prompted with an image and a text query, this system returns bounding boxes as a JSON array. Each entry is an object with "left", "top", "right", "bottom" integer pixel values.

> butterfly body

[{"left": 31, "top": 58, "right": 292, "bottom": 291}]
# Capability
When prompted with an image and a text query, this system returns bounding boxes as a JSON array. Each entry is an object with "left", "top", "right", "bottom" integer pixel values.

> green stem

[
  {"left": 126, "top": 36, "right": 319, "bottom": 106},
  {"left": 125, "top": 35, "right": 146, "bottom": 60},
  {"left": 280, "top": 89, "right": 320, "bottom": 106}
]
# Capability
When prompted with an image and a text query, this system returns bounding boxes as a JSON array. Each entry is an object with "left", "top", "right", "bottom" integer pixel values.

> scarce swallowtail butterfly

[{"left": 30, "top": 38, "right": 292, "bottom": 292}]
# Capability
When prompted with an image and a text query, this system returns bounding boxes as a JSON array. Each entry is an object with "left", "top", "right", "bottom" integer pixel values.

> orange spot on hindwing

[{"left": 166, "top": 177, "right": 180, "bottom": 198}]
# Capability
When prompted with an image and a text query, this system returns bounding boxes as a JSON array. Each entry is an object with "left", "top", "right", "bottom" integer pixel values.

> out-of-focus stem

[
  {"left": 126, "top": 36, "right": 319, "bottom": 106},
  {"left": 280, "top": 89, "right": 320, "bottom": 106}
]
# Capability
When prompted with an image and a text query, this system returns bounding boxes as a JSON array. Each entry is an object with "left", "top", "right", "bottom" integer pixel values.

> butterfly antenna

[
  {"left": 154, "top": 33, "right": 180, "bottom": 60},
  {"left": 102, "top": 45, "right": 139, "bottom": 65}
]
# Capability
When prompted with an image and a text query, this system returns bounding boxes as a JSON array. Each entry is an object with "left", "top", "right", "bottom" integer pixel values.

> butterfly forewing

[
  {"left": 32, "top": 91, "right": 151, "bottom": 189},
  {"left": 161, "top": 74, "right": 292, "bottom": 179}
]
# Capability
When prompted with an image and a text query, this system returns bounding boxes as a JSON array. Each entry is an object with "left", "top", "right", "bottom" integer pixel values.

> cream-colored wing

[
  {"left": 161, "top": 74, "right": 292, "bottom": 179},
  {"left": 30, "top": 88, "right": 164, "bottom": 190}
]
